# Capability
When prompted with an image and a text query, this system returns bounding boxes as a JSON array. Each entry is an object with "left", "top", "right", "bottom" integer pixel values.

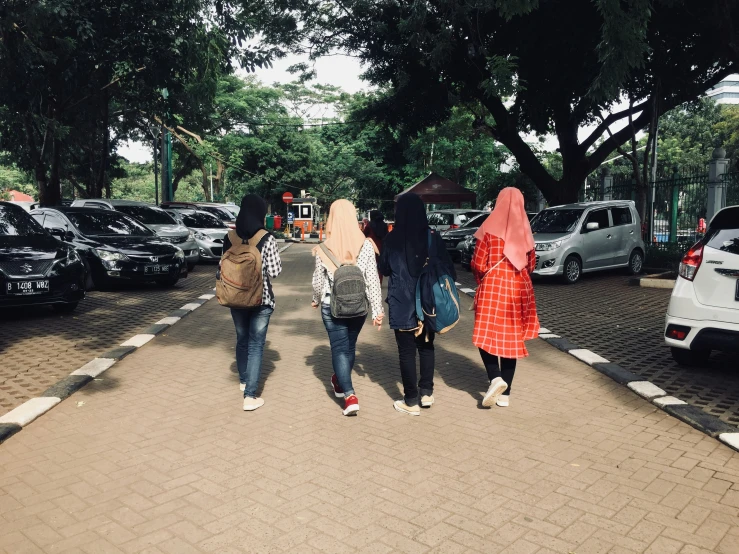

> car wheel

[
  {"left": 670, "top": 347, "right": 711, "bottom": 366},
  {"left": 187, "top": 262, "right": 196, "bottom": 272},
  {"left": 52, "top": 302, "right": 78, "bottom": 314},
  {"left": 561, "top": 255, "right": 582, "bottom": 284},
  {"left": 628, "top": 249, "right": 644, "bottom": 275},
  {"left": 156, "top": 275, "right": 180, "bottom": 287}
]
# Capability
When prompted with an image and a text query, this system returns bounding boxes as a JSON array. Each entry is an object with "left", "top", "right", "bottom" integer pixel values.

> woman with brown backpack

[
  {"left": 220, "top": 194, "right": 282, "bottom": 412},
  {"left": 311, "top": 199, "right": 384, "bottom": 416}
]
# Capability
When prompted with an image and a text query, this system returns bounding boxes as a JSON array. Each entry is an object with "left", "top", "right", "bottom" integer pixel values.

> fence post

[
  {"left": 669, "top": 167, "right": 679, "bottom": 243},
  {"left": 707, "top": 146, "right": 729, "bottom": 223},
  {"left": 601, "top": 167, "right": 613, "bottom": 201}
]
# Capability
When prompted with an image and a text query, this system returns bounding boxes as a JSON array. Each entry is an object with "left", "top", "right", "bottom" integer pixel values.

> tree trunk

[
  {"left": 46, "top": 138, "right": 62, "bottom": 206},
  {"left": 201, "top": 164, "right": 210, "bottom": 201},
  {"left": 97, "top": 92, "right": 111, "bottom": 198}
]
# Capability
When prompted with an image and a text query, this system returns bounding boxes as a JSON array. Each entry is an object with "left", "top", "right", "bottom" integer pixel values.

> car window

[
  {"left": 458, "top": 214, "right": 470, "bottom": 224},
  {"left": 427, "top": 213, "right": 440, "bottom": 225},
  {"left": 706, "top": 229, "right": 739, "bottom": 255},
  {"left": 65, "top": 211, "right": 154, "bottom": 236},
  {"left": 84, "top": 201, "right": 110, "bottom": 209},
  {"left": 182, "top": 212, "right": 226, "bottom": 229},
  {"left": 462, "top": 214, "right": 488, "bottom": 228},
  {"left": 116, "top": 206, "right": 176, "bottom": 225},
  {"left": 611, "top": 207, "right": 633, "bottom": 226},
  {"left": 42, "top": 213, "right": 69, "bottom": 231},
  {"left": 531, "top": 209, "right": 584, "bottom": 233},
  {"left": 200, "top": 206, "right": 234, "bottom": 220},
  {"left": 0, "top": 206, "right": 47, "bottom": 237},
  {"left": 584, "top": 209, "right": 610, "bottom": 230}
]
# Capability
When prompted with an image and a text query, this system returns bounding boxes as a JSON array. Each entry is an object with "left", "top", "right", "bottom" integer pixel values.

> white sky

[{"left": 118, "top": 52, "right": 632, "bottom": 164}]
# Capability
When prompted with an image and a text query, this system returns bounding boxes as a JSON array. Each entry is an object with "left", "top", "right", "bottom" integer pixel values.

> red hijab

[{"left": 474, "top": 187, "right": 535, "bottom": 271}]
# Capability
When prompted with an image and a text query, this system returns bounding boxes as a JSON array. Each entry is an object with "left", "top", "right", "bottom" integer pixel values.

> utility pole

[
  {"left": 153, "top": 133, "right": 159, "bottom": 205},
  {"left": 161, "top": 127, "right": 173, "bottom": 202},
  {"left": 209, "top": 162, "right": 214, "bottom": 202}
]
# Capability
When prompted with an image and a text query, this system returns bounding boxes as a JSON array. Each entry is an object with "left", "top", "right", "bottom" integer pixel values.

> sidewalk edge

[{"left": 454, "top": 283, "right": 739, "bottom": 452}]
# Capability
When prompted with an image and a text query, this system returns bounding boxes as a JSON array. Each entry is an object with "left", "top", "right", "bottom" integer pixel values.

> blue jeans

[
  {"left": 231, "top": 306, "right": 273, "bottom": 398},
  {"left": 321, "top": 305, "right": 366, "bottom": 397}
]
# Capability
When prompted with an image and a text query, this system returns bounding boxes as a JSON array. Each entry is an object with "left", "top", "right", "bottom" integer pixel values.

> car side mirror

[
  {"left": 585, "top": 222, "right": 600, "bottom": 231},
  {"left": 48, "top": 227, "right": 65, "bottom": 240}
]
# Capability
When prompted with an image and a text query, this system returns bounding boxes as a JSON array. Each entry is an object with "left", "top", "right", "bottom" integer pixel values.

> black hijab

[
  {"left": 388, "top": 193, "right": 429, "bottom": 277},
  {"left": 235, "top": 194, "right": 267, "bottom": 240},
  {"left": 369, "top": 209, "right": 388, "bottom": 240}
]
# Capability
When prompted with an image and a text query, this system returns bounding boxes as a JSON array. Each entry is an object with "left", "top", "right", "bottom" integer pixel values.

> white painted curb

[
  {"left": 569, "top": 349, "right": 610, "bottom": 366},
  {"left": 539, "top": 333, "right": 561, "bottom": 339},
  {"left": 628, "top": 381, "right": 667, "bottom": 400},
  {"left": 653, "top": 396, "right": 687, "bottom": 407},
  {"left": 199, "top": 294, "right": 215, "bottom": 300},
  {"left": 120, "top": 334, "right": 156, "bottom": 348},
  {"left": 71, "top": 358, "right": 117, "bottom": 378},
  {"left": 179, "top": 303, "right": 203, "bottom": 312},
  {"left": 155, "top": 316, "right": 181, "bottom": 325},
  {"left": 538, "top": 327, "right": 551, "bottom": 334},
  {"left": 0, "top": 398, "right": 61, "bottom": 426},
  {"left": 719, "top": 433, "right": 739, "bottom": 450}
]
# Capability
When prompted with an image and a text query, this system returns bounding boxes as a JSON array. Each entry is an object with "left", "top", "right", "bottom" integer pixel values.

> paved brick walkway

[
  {"left": 455, "top": 268, "right": 738, "bottom": 428},
  {"left": 0, "top": 266, "right": 216, "bottom": 415},
  {"left": 2, "top": 244, "right": 739, "bottom": 553}
]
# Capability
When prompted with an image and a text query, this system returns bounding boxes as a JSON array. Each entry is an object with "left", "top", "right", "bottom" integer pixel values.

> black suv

[{"left": 0, "top": 202, "right": 86, "bottom": 312}]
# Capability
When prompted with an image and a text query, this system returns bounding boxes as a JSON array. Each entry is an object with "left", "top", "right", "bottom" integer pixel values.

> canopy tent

[{"left": 395, "top": 172, "right": 477, "bottom": 208}]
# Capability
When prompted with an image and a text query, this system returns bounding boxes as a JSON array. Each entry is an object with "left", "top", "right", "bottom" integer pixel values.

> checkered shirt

[
  {"left": 471, "top": 233, "right": 539, "bottom": 359},
  {"left": 259, "top": 234, "right": 282, "bottom": 308}
]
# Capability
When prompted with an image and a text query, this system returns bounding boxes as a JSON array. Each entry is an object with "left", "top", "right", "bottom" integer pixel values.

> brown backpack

[{"left": 216, "top": 229, "right": 268, "bottom": 308}]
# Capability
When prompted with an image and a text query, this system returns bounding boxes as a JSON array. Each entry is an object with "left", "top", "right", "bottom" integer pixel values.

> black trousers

[
  {"left": 394, "top": 329, "right": 435, "bottom": 406},
  {"left": 479, "top": 348, "right": 516, "bottom": 396}
]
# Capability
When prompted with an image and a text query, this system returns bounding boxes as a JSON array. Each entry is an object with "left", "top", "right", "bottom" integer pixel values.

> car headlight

[
  {"left": 174, "top": 248, "right": 185, "bottom": 261},
  {"left": 535, "top": 240, "right": 563, "bottom": 252},
  {"left": 194, "top": 231, "right": 208, "bottom": 241},
  {"left": 188, "top": 230, "right": 195, "bottom": 241},
  {"left": 94, "top": 249, "right": 128, "bottom": 262}
]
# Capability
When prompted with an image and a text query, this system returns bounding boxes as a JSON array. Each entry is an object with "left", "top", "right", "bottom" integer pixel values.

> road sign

[
  {"left": 282, "top": 192, "right": 294, "bottom": 204},
  {"left": 287, "top": 212, "right": 294, "bottom": 224}
]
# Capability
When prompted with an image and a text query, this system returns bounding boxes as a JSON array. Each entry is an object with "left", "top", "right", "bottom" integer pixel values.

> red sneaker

[
  {"left": 343, "top": 395, "right": 359, "bottom": 416},
  {"left": 330, "top": 374, "right": 344, "bottom": 398}
]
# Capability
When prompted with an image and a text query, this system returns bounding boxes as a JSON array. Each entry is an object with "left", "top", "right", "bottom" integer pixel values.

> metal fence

[{"left": 722, "top": 172, "right": 739, "bottom": 207}]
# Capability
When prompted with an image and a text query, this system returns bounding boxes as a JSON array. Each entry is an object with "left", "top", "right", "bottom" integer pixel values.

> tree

[{"left": 274, "top": 0, "right": 735, "bottom": 204}]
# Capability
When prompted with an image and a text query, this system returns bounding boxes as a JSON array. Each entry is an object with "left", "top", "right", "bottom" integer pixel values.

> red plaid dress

[{"left": 471, "top": 234, "right": 539, "bottom": 358}]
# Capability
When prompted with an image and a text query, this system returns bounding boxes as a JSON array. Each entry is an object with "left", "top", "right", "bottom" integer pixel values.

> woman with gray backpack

[
  {"left": 218, "top": 194, "right": 282, "bottom": 412},
  {"left": 311, "top": 199, "right": 384, "bottom": 416}
]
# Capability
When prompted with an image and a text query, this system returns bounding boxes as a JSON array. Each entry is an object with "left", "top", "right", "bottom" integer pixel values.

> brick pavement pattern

[
  {"left": 2, "top": 244, "right": 739, "bottom": 553},
  {"left": 455, "top": 269, "right": 738, "bottom": 427},
  {"left": 0, "top": 266, "right": 216, "bottom": 415}
]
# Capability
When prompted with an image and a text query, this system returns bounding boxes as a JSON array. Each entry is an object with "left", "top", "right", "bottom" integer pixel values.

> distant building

[{"left": 706, "top": 74, "right": 739, "bottom": 105}]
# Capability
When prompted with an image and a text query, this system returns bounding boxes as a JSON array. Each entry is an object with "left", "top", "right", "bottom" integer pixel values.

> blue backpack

[{"left": 415, "top": 231, "right": 461, "bottom": 334}]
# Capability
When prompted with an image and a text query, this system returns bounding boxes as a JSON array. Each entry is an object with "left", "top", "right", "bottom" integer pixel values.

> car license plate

[
  {"left": 144, "top": 264, "right": 170, "bottom": 275},
  {"left": 7, "top": 280, "right": 50, "bottom": 296}
]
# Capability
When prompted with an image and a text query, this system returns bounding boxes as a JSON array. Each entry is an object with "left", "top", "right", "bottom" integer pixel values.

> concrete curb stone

[
  {"left": 454, "top": 280, "right": 739, "bottom": 453},
  {"left": 100, "top": 345, "right": 138, "bottom": 361},
  {"left": 0, "top": 423, "right": 21, "bottom": 443},
  {"left": 141, "top": 323, "right": 171, "bottom": 336},
  {"left": 41, "top": 375, "right": 93, "bottom": 401}
]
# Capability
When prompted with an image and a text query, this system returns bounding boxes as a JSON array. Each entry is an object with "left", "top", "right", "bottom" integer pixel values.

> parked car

[
  {"left": 7, "top": 201, "right": 40, "bottom": 212},
  {"left": 664, "top": 205, "right": 739, "bottom": 366},
  {"left": 30, "top": 207, "right": 186, "bottom": 288},
  {"left": 441, "top": 213, "right": 489, "bottom": 262},
  {"left": 460, "top": 211, "right": 539, "bottom": 270},
  {"left": 0, "top": 202, "right": 86, "bottom": 312},
  {"left": 71, "top": 199, "right": 199, "bottom": 270},
  {"left": 427, "top": 209, "right": 484, "bottom": 231},
  {"left": 164, "top": 209, "right": 228, "bottom": 261},
  {"left": 161, "top": 202, "right": 236, "bottom": 229},
  {"left": 460, "top": 202, "right": 644, "bottom": 283}
]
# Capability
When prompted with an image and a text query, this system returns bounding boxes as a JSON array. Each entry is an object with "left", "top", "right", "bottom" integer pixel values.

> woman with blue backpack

[
  {"left": 471, "top": 187, "right": 539, "bottom": 408},
  {"left": 311, "top": 199, "right": 384, "bottom": 416},
  {"left": 380, "top": 193, "right": 457, "bottom": 416}
]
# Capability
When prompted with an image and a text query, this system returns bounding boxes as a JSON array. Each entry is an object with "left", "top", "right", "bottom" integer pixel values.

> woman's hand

[
  {"left": 373, "top": 314, "right": 384, "bottom": 330},
  {"left": 311, "top": 301, "right": 319, "bottom": 309}
]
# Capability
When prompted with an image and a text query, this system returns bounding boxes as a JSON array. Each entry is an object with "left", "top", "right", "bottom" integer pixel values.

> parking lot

[
  {"left": 0, "top": 265, "right": 216, "bottom": 415},
  {"left": 455, "top": 266, "right": 739, "bottom": 427}
]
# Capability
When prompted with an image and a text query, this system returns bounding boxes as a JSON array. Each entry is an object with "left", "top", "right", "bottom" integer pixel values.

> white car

[
  {"left": 427, "top": 209, "right": 484, "bottom": 231},
  {"left": 665, "top": 206, "right": 739, "bottom": 365}
]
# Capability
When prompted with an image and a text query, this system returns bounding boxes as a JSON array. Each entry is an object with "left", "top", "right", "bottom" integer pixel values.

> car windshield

[
  {"left": 200, "top": 206, "right": 234, "bottom": 220},
  {"left": 0, "top": 206, "right": 47, "bottom": 237},
  {"left": 116, "top": 206, "right": 176, "bottom": 225},
  {"left": 66, "top": 211, "right": 154, "bottom": 236},
  {"left": 531, "top": 209, "right": 584, "bottom": 234},
  {"left": 462, "top": 213, "right": 488, "bottom": 228},
  {"left": 182, "top": 212, "right": 226, "bottom": 229}
]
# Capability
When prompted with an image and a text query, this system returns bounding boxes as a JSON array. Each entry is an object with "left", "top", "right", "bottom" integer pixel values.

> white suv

[{"left": 665, "top": 206, "right": 739, "bottom": 365}]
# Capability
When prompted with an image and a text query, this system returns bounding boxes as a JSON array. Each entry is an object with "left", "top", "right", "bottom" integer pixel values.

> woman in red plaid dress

[{"left": 471, "top": 188, "right": 539, "bottom": 408}]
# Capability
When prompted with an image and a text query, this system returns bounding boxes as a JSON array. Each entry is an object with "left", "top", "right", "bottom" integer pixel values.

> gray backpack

[{"left": 320, "top": 243, "right": 368, "bottom": 319}]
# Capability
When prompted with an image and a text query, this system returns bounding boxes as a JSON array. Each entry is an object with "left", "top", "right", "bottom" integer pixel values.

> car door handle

[
  {"left": 607, "top": 234, "right": 612, "bottom": 239},
  {"left": 629, "top": 230, "right": 634, "bottom": 234}
]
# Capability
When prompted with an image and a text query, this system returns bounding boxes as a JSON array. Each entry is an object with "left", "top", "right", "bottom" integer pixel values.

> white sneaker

[
  {"left": 243, "top": 397, "right": 265, "bottom": 411},
  {"left": 496, "top": 396, "right": 510, "bottom": 407},
  {"left": 421, "top": 395, "right": 435, "bottom": 408},
  {"left": 394, "top": 400, "right": 421, "bottom": 416},
  {"left": 482, "top": 377, "right": 508, "bottom": 408},
  {"left": 239, "top": 383, "right": 246, "bottom": 392}
]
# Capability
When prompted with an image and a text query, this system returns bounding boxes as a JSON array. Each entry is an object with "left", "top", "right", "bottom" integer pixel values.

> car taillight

[
  {"left": 665, "top": 324, "right": 691, "bottom": 341},
  {"left": 678, "top": 242, "right": 703, "bottom": 281},
  {"left": 449, "top": 224, "right": 459, "bottom": 230}
]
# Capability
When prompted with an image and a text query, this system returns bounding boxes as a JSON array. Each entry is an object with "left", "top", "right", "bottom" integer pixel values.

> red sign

[{"left": 282, "top": 192, "right": 293, "bottom": 204}]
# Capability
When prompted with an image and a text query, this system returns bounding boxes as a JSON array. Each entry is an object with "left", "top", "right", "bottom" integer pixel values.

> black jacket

[{"left": 379, "top": 230, "right": 455, "bottom": 330}]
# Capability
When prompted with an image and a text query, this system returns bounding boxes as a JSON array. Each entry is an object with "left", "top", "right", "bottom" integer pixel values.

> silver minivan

[
  {"left": 70, "top": 199, "right": 200, "bottom": 270},
  {"left": 531, "top": 201, "right": 645, "bottom": 284}
]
